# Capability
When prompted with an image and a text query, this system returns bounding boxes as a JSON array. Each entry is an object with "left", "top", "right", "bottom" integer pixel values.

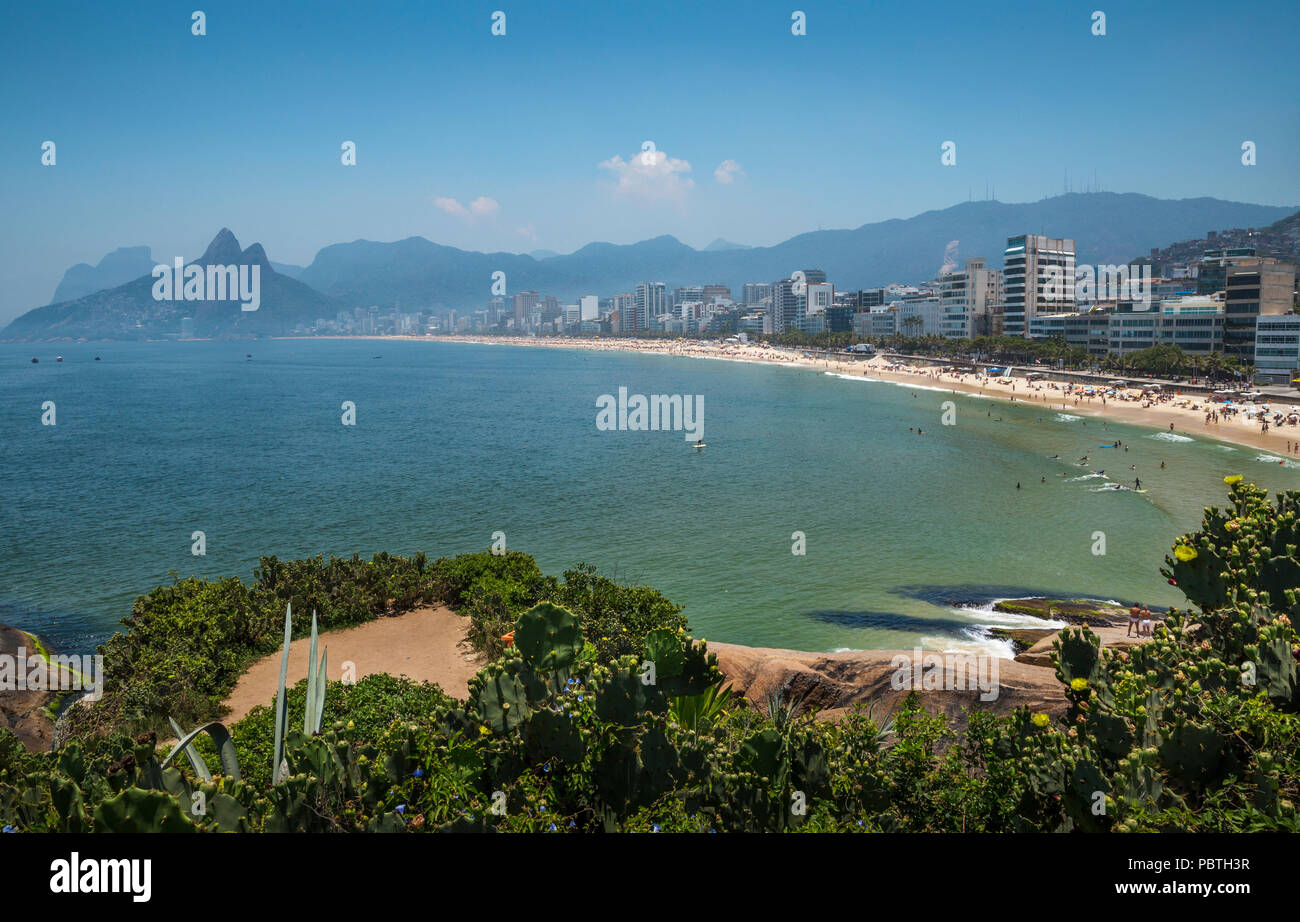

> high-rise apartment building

[
  {"left": 1222, "top": 260, "right": 1297, "bottom": 360},
  {"left": 1002, "top": 235, "right": 1075, "bottom": 336},
  {"left": 635, "top": 282, "right": 666, "bottom": 331},
  {"left": 513, "top": 290, "right": 540, "bottom": 329},
  {"left": 940, "top": 257, "right": 1003, "bottom": 339}
]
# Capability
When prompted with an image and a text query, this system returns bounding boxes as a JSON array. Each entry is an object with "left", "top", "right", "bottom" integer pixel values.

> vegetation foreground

[{"left": 0, "top": 480, "right": 1297, "bottom": 833}]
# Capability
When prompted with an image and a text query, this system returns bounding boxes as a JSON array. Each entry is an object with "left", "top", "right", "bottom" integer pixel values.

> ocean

[{"left": 2, "top": 338, "right": 1296, "bottom": 658}]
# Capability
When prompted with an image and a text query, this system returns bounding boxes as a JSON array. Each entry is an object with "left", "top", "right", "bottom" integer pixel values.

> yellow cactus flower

[
  {"left": 1069, "top": 677, "right": 1089, "bottom": 693},
  {"left": 1031, "top": 713, "right": 1050, "bottom": 728},
  {"left": 1224, "top": 475, "right": 1243, "bottom": 485},
  {"left": 1173, "top": 545, "right": 1197, "bottom": 562}
]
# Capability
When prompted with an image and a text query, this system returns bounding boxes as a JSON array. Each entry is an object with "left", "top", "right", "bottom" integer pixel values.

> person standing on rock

[{"left": 1127, "top": 603, "right": 1141, "bottom": 638}]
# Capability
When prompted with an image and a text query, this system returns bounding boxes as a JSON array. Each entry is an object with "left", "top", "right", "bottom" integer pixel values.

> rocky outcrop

[
  {"left": 0, "top": 625, "right": 59, "bottom": 751},
  {"left": 710, "top": 617, "right": 1154, "bottom": 731},
  {"left": 992, "top": 598, "right": 1137, "bottom": 628},
  {"left": 709, "top": 642, "right": 1070, "bottom": 730}
]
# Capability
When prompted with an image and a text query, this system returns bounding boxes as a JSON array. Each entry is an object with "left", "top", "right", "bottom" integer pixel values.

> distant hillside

[
  {"left": 50, "top": 246, "right": 155, "bottom": 304},
  {"left": 8, "top": 194, "right": 1295, "bottom": 339},
  {"left": 297, "top": 193, "right": 1297, "bottom": 310},
  {"left": 1136, "top": 208, "right": 1300, "bottom": 267},
  {"left": 3, "top": 230, "right": 337, "bottom": 341}
]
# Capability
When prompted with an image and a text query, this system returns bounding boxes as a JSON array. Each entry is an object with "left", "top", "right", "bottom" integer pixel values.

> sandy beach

[
  {"left": 220, "top": 605, "right": 481, "bottom": 725},
  {"left": 306, "top": 333, "right": 1300, "bottom": 458}
]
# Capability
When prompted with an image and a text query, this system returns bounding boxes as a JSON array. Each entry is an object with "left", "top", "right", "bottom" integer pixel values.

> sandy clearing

[{"left": 220, "top": 605, "right": 482, "bottom": 726}]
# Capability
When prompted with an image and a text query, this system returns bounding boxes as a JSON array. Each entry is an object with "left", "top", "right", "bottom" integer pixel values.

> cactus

[
  {"left": 513, "top": 602, "right": 582, "bottom": 672},
  {"left": 93, "top": 787, "right": 195, "bottom": 833},
  {"left": 523, "top": 708, "right": 584, "bottom": 764},
  {"left": 474, "top": 668, "right": 530, "bottom": 734},
  {"left": 1158, "top": 721, "right": 1235, "bottom": 790},
  {"left": 595, "top": 659, "right": 665, "bottom": 726}
]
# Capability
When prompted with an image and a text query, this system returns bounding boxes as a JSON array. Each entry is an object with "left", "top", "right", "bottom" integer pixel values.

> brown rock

[
  {"left": 709, "top": 642, "right": 1070, "bottom": 731},
  {"left": 0, "top": 624, "right": 59, "bottom": 751}
]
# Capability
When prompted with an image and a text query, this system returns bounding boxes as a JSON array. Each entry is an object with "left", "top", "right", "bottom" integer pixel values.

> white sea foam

[
  {"left": 1255, "top": 454, "right": 1299, "bottom": 469},
  {"left": 824, "top": 372, "right": 958, "bottom": 394},
  {"left": 1068, "top": 473, "right": 1107, "bottom": 481},
  {"left": 1147, "top": 431, "right": 1194, "bottom": 443},
  {"left": 936, "top": 600, "right": 1069, "bottom": 660},
  {"left": 1055, "top": 413, "right": 1083, "bottom": 422}
]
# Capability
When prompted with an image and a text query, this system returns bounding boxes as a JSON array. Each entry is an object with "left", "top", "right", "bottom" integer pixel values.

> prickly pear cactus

[
  {"left": 513, "top": 602, "right": 583, "bottom": 672},
  {"left": 93, "top": 787, "right": 195, "bottom": 833}
]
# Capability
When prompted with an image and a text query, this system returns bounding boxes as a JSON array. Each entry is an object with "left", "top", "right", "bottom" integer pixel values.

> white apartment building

[
  {"left": 940, "top": 257, "right": 1003, "bottom": 339},
  {"left": 1255, "top": 313, "right": 1300, "bottom": 386}
]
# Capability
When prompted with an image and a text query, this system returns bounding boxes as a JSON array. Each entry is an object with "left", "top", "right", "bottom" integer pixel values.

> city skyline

[{"left": 3, "top": 0, "right": 1300, "bottom": 325}]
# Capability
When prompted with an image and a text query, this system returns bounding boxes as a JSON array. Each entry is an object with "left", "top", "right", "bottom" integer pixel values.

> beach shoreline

[{"left": 284, "top": 333, "right": 1300, "bottom": 457}]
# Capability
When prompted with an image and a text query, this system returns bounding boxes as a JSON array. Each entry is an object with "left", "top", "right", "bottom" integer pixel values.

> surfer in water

[{"left": 1135, "top": 477, "right": 1141, "bottom": 489}]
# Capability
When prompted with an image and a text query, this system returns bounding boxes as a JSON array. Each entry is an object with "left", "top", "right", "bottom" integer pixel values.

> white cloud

[
  {"left": 469, "top": 196, "right": 499, "bottom": 217},
  {"left": 433, "top": 195, "right": 500, "bottom": 220},
  {"left": 433, "top": 196, "right": 468, "bottom": 217},
  {"left": 598, "top": 148, "right": 694, "bottom": 204},
  {"left": 516, "top": 223, "right": 538, "bottom": 241},
  {"left": 714, "top": 159, "right": 744, "bottom": 184}
]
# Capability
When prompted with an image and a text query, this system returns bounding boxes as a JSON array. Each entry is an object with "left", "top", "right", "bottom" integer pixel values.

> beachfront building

[
  {"left": 806, "top": 282, "right": 833, "bottom": 316},
  {"left": 634, "top": 281, "right": 666, "bottom": 332},
  {"left": 769, "top": 277, "right": 804, "bottom": 333},
  {"left": 1222, "top": 260, "right": 1297, "bottom": 361},
  {"left": 742, "top": 282, "right": 771, "bottom": 306},
  {"left": 513, "top": 290, "right": 540, "bottom": 331},
  {"left": 1003, "top": 234, "right": 1076, "bottom": 336},
  {"left": 1196, "top": 247, "right": 1258, "bottom": 296},
  {"left": 1031, "top": 296, "right": 1226, "bottom": 359},
  {"left": 612, "top": 293, "right": 638, "bottom": 332},
  {"left": 940, "top": 257, "right": 1003, "bottom": 339},
  {"left": 1254, "top": 313, "right": 1300, "bottom": 386},
  {"left": 702, "top": 284, "right": 732, "bottom": 305}
]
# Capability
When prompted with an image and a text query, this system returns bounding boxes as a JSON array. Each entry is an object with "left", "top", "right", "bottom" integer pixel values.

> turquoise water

[{"left": 2, "top": 339, "right": 1296, "bottom": 657}]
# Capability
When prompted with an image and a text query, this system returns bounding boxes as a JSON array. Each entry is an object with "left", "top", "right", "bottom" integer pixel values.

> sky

[{"left": 1, "top": 0, "right": 1298, "bottom": 326}]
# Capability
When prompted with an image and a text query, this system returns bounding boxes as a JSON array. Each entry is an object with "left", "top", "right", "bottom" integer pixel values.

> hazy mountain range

[
  {"left": 5, "top": 192, "right": 1296, "bottom": 341},
  {"left": 48, "top": 246, "right": 304, "bottom": 305},
  {"left": 5, "top": 230, "right": 329, "bottom": 340}
]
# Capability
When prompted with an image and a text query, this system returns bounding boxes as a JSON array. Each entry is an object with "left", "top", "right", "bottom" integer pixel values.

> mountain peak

[
  {"left": 241, "top": 243, "right": 272, "bottom": 270},
  {"left": 201, "top": 228, "right": 243, "bottom": 265},
  {"left": 703, "top": 237, "right": 751, "bottom": 252}
]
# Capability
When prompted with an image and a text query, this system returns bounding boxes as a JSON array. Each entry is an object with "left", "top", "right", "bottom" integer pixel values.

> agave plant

[
  {"left": 271, "top": 603, "right": 329, "bottom": 784},
  {"left": 668, "top": 680, "right": 735, "bottom": 732},
  {"left": 161, "top": 717, "right": 241, "bottom": 781}
]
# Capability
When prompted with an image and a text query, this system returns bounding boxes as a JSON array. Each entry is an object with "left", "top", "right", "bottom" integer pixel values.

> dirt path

[{"left": 220, "top": 605, "right": 481, "bottom": 725}]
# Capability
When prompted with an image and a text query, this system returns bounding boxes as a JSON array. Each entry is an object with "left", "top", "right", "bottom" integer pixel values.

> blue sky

[{"left": 1, "top": 0, "right": 1298, "bottom": 324}]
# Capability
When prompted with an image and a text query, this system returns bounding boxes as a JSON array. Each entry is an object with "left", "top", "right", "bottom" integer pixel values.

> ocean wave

[
  {"left": 1255, "top": 454, "right": 1300, "bottom": 469},
  {"left": 1054, "top": 413, "right": 1083, "bottom": 422},
  {"left": 1147, "top": 431, "right": 1194, "bottom": 443},
  {"left": 824, "top": 372, "right": 959, "bottom": 394},
  {"left": 915, "top": 632, "right": 1006, "bottom": 658},
  {"left": 1067, "top": 473, "right": 1107, "bottom": 481}
]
